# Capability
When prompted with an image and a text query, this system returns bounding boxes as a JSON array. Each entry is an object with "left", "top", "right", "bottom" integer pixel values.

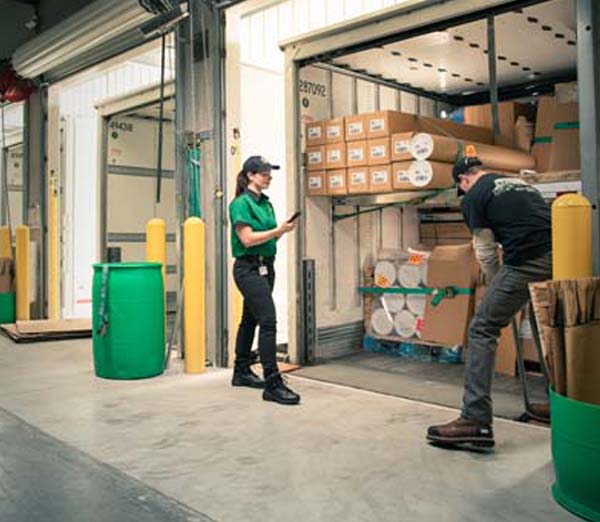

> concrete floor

[{"left": 0, "top": 336, "right": 578, "bottom": 522}]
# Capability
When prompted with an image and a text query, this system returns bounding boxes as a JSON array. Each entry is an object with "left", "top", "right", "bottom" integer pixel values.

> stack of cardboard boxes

[
  {"left": 305, "top": 110, "right": 498, "bottom": 197},
  {"left": 532, "top": 82, "right": 580, "bottom": 173}
]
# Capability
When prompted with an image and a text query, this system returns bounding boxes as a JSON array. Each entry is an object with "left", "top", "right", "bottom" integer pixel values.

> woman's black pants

[{"left": 233, "top": 256, "right": 277, "bottom": 374}]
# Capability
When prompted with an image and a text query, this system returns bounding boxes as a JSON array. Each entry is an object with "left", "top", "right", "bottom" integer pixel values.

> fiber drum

[
  {"left": 92, "top": 262, "right": 165, "bottom": 379},
  {"left": 551, "top": 388, "right": 600, "bottom": 522}
]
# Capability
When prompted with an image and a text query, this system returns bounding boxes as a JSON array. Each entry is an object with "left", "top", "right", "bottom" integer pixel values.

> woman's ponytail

[{"left": 235, "top": 169, "right": 249, "bottom": 197}]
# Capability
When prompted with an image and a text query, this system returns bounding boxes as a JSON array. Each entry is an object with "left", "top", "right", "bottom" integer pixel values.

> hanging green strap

[
  {"left": 359, "top": 285, "right": 473, "bottom": 307},
  {"left": 96, "top": 266, "right": 110, "bottom": 337},
  {"left": 187, "top": 148, "right": 202, "bottom": 218}
]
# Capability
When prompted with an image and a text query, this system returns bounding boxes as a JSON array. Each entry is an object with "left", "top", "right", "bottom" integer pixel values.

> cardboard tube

[{"left": 410, "top": 133, "right": 536, "bottom": 172}]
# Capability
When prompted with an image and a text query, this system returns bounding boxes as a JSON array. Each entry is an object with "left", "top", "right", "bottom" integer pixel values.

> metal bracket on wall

[{"left": 302, "top": 258, "right": 316, "bottom": 365}]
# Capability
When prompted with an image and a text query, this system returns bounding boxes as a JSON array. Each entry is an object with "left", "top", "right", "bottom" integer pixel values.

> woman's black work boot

[
  {"left": 231, "top": 362, "right": 265, "bottom": 389},
  {"left": 262, "top": 371, "right": 300, "bottom": 405}
]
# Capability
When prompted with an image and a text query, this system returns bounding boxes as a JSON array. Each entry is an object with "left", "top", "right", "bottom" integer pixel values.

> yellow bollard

[
  {"left": 15, "top": 225, "right": 30, "bottom": 321},
  {"left": 184, "top": 217, "right": 205, "bottom": 373},
  {"left": 0, "top": 226, "right": 11, "bottom": 259},
  {"left": 146, "top": 218, "right": 167, "bottom": 288},
  {"left": 552, "top": 193, "right": 593, "bottom": 280}
]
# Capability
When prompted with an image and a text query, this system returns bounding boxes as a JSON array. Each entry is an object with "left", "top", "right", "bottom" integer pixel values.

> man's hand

[{"left": 472, "top": 228, "right": 500, "bottom": 285}]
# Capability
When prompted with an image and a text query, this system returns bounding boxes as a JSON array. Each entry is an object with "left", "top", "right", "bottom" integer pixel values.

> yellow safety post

[
  {"left": 15, "top": 225, "right": 30, "bottom": 320},
  {"left": 184, "top": 217, "right": 205, "bottom": 373},
  {"left": 552, "top": 193, "right": 593, "bottom": 280},
  {"left": 48, "top": 173, "right": 60, "bottom": 319},
  {"left": 0, "top": 226, "right": 11, "bottom": 259},
  {"left": 146, "top": 218, "right": 167, "bottom": 288}
]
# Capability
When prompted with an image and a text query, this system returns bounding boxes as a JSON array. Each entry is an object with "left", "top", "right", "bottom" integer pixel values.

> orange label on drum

[
  {"left": 408, "top": 253, "right": 425, "bottom": 265},
  {"left": 375, "top": 274, "right": 391, "bottom": 287}
]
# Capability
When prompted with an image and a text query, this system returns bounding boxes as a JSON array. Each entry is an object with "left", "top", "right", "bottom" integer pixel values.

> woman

[{"left": 228, "top": 155, "right": 300, "bottom": 405}]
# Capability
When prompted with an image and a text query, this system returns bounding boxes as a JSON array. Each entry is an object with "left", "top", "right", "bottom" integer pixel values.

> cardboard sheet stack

[
  {"left": 529, "top": 278, "right": 600, "bottom": 406},
  {"left": 363, "top": 244, "right": 478, "bottom": 348},
  {"left": 305, "top": 110, "right": 537, "bottom": 197}
]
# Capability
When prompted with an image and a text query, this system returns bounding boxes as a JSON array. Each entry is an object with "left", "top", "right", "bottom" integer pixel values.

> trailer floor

[
  {"left": 0, "top": 336, "right": 575, "bottom": 522},
  {"left": 293, "top": 351, "right": 547, "bottom": 421}
]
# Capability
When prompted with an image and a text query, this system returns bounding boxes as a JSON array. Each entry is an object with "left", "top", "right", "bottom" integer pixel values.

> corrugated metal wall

[{"left": 240, "top": 0, "right": 416, "bottom": 71}]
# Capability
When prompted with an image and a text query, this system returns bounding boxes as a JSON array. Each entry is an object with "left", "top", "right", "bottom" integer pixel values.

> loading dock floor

[
  {"left": 0, "top": 336, "right": 576, "bottom": 521},
  {"left": 294, "top": 351, "right": 547, "bottom": 421}
]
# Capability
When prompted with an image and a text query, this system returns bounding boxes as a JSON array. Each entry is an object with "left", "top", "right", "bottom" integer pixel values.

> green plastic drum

[
  {"left": 0, "top": 292, "right": 15, "bottom": 324},
  {"left": 551, "top": 388, "right": 600, "bottom": 521},
  {"left": 92, "top": 262, "right": 165, "bottom": 379}
]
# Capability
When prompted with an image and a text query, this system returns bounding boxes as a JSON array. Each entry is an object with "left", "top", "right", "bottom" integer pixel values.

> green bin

[
  {"left": 92, "top": 262, "right": 165, "bottom": 379},
  {"left": 551, "top": 388, "right": 600, "bottom": 521},
  {"left": 0, "top": 292, "right": 15, "bottom": 324}
]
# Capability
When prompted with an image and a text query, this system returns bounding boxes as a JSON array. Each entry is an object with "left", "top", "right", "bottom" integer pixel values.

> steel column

[
  {"left": 577, "top": 0, "right": 600, "bottom": 274},
  {"left": 487, "top": 15, "right": 501, "bottom": 142}
]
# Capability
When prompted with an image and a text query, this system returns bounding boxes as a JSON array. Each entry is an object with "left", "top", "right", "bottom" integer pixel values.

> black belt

[{"left": 237, "top": 255, "right": 274, "bottom": 263}]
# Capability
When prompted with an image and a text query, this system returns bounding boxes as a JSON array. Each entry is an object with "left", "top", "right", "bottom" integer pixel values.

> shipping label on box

[
  {"left": 327, "top": 169, "right": 348, "bottom": 195},
  {"left": 347, "top": 141, "right": 368, "bottom": 167},
  {"left": 306, "top": 171, "right": 327, "bottom": 196},
  {"left": 306, "top": 121, "right": 324, "bottom": 145},
  {"left": 306, "top": 146, "right": 325, "bottom": 171},
  {"left": 326, "top": 143, "right": 347, "bottom": 169},
  {"left": 348, "top": 168, "right": 369, "bottom": 194},
  {"left": 326, "top": 118, "right": 345, "bottom": 143},
  {"left": 368, "top": 138, "right": 391, "bottom": 165},
  {"left": 392, "top": 161, "right": 412, "bottom": 190},
  {"left": 345, "top": 115, "right": 366, "bottom": 141},
  {"left": 369, "top": 165, "right": 392, "bottom": 193},
  {"left": 391, "top": 132, "right": 413, "bottom": 161},
  {"left": 367, "top": 111, "right": 419, "bottom": 139}
]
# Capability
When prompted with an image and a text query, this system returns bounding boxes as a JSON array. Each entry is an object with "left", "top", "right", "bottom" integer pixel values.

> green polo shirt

[{"left": 229, "top": 189, "right": 278, "bottom": 258}]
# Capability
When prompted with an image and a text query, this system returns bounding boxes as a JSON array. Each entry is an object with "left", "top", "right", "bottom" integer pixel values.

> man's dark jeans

[
  {"left": 233, "top": 257, "right": 278, "bottom": 374},
  {"left": 462, "top": 252, "right": 552, "bottom": 424}
]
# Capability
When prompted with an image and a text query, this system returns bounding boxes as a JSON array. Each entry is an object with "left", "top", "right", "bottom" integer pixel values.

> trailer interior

[{"left": 292, "top": 0, "right": 580, "bottom": 420}]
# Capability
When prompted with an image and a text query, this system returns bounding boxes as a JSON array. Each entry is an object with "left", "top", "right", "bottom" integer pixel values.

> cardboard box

[
  {"left": 0, "top": 258, "right": 14, "bottom": 293},
  {"left": 418, "top": 116, "right": 493, "bottom": 144},
  {"left": 347, "top": 167, "right": 369, "bottom": 194},
  {"left": 420, "top": 222, "right": 472, "bottom": 241},
  {"left": 326, "top": 143, "right": 347, "bottom": 169},
  {"left": 391, "top": 132, "right": 414, "bottom": 162},
  {"left": 346, "top": 140, "right": 368, "bottom": 167},
  {"left": 367, "top": 138, "right": 391, "bottom": 166},
  {"left": 306, "top": 121, "right": 325, "bottom": 146},
  {"left": 306, "top": 145, "right": 325, "bottom": 171},
  {"left": 421, "top": 244, "right": 477, "bottom": 347},
  {"left": 464, "top": 102, "right": 535, "bottom": 147},
  {"left": 366, "top": 111, "right": 418, "bottom": 139},
  {"left": 392, "top": 162, "right": 411, "bottom": 190},
  {"left": 326, "top": 169, "right": 348, "bottom": 196},
  {"left": 306, "top": 171, "right": 327, "bottom": 196},
  {"left": 368, "top": 164, "right": 392, "bottom": 193},
  {"left": 325, "top": 118, "right": 345, "bottom": 143},
  {"left": 533, "top": 86, "right": 579, "bottom": 172},
  {"left": 392, "top": 160, "right": 454, "bottom": 191},
  {"left": 345, "top": 115, "right": 367, "bottom": 141}
]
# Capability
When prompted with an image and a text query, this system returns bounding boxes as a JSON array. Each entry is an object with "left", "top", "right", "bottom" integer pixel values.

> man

[{"left": 426, "top": 156, "right": 552, "bottom": 450}]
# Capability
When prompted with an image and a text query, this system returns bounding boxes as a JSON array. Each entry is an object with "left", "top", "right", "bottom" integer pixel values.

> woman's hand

[{"left": 276, "top": 221, "right": 296, "bottom": 237}]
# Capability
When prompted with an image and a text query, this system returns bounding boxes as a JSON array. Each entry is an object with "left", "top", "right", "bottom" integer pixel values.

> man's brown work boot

[{"left": 427, "top": 417, "right": 494, "bottom": 451}]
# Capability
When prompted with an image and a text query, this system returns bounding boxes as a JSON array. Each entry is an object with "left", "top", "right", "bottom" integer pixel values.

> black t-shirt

[{"left": 461, "top": 174, "right": 551, "bottom": 266}]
